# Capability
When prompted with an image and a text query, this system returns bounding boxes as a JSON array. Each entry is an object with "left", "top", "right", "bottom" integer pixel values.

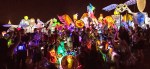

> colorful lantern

[
  {"left": 123, "top": 14, "right": 133, "bottom": 21},
  {"left": 75, "top": 20, "right": 84, "bottom": 28},
  {"left": 24, "top": 16, "right": 29, "bottom": 20},
  {"left": 137, "top": 12, "right": 145, "bottom": 25},
  {"left": 137, "top": 0, "right": 146, "bottom": 12},
  {"left": 98, "top": 14, "right": 103, "bottom": 23},
  {"left": 105, "top": 16, "right": 115, "bottom": 28}
]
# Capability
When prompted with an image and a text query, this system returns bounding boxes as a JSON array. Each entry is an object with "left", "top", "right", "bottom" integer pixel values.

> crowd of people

[
  {"left": 0, "top": 17, "right": 150, "bottom": 69},
  {"left": 0, "top": 2, "right": 150, "bottom": 69}
]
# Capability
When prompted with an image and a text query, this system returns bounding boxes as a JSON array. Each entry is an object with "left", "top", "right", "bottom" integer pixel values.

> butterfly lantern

[{"left": 102, "top": 0, "right": 136, "bottom": 13}]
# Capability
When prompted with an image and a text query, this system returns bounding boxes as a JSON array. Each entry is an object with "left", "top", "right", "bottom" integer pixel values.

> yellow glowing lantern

[
  {"left": 73, "top": 14, "right": 78, "bottom": 22},
  {"left": 105, "top": 16, "right": 115, "bottom": 28},
  {"left": 61, "top": 55, "right": 78, "bottom": 69},
  {"left": 123, "top": 14, "right": 133, "bottom": 21},
  {"left": 24, "top": 16, "right": 29, "bottom": 20},
  {"left": 114, "top": 10, "right": 120, "bottom": 15},
  {"left": 98, "top": 14, "right": 103, "bottom": 23}
]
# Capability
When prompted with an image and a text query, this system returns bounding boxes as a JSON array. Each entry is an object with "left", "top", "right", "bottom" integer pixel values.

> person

[
  {"left": 16, "top": 42, "right": 27, "bottom": 69},
  {"left": 119, "top": 26, "right": 130, "bottom": 45},
  {"left": 72, "top": 28, "right": 80, "bottom": 49},
  {"left": 0, "top": 29, "right": 21, "bottom": 69}
]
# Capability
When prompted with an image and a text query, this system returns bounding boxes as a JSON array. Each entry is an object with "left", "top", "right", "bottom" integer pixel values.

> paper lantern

[
  {"left": 73, "top": 14, "right": 78, "bottom": 22},
  {"left": 123, "top": 14, "right": 133, "bottom": 21},
  {"left": 98, "top": 14, "right": 103, "bottom": 23},
  {"left": 137, "top": 12, "right": 145, "bottom": 25},
  {"left": 63, "top": 14, "right": 73, "bottom": 26},
  {"left": 114, "top": 10, "right": 120, "bottom": 15},
  {"left": 61, "top": 55, "right": 78, "bottom": 69},
  {"left": 75, "top": 20, "right": 84, "bottom": 28},
  {"left": 80, "top": 13, "right": 88, "bottom": 19},
  {"left": 137, "top": 0, "right": 146, "bottom": 12},
  {"left": 8, "top": 20, "right": 11, "bottom": 24},
  {"left": 49, "top": 49, "right": 57, "bottom": 63},
  {"left": 52, "top": 18, "right": 60, "bottom": 27},
  {"left": 24, "top": 16, "right": 29, "bottom": 20},
  {"left": 105, "top": 16, "right": 115, "bottom": 23},
  {"left": 105, "top": 16, "right": 115, "bottom": 28},
  {"left": 116, "top": 4, "right": 128, "bottom": 13}
]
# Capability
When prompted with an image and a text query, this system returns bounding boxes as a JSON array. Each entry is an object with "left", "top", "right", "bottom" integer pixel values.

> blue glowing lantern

[{"left": 137, "top": 12, "right": 145, "bottom": 26}]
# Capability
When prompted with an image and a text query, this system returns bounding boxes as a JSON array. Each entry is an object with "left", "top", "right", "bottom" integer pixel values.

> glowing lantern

[
  {"left": 75, "top": 20, "right": 84, "bottom": 28},
  {"left": 2, "top": 31, "right": 6, "bottom": 36},
  {"left": 52, "top": 18, "right": 60, "bottom": 27},
  {"left": 8, "top": 39, "right": 13, "bottom": 48},
  {"left": 8, "top": 20, "right": 11, "bottom": 24},
  {"left": 104, "top": 16, "right": 115, "bottom": 28},
  {"left": 73, "top": 14, "right": 78, "bottom": 22},
  {"left": 61, "top": 55, "right": 78, "bottom": 69},
  {"left": 80, "top": 13, "right": 88, "bottom": 19},
  {"left": 24, "top": 16, "right": 29, "bottom": 20},
  {"left": 98, "top": 14, "right": 103, "bottom": 23},
  {"left": 137, "top": 12, "right": 145, "bottom": 26},
  {"left": 30, "top": 18, "right": 35, "bottom": 23},
  {"left": 123, "top": 14, "right": 133, "bottom": 21},
  {"left": 137, "top": 0, "right": 146, "bottom": 12},
  {"left": 114, "top": 10, "right": 120, "bottom": 15},
  {"left": 63, "top": 14, "right": 73, "bottom": 26},
  {"left": 49, "top": 49, "right": 57, "bottom": 63}
]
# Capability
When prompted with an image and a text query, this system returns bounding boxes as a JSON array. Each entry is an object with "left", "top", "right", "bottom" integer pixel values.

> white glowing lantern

[
  {"left": 73, "top": 14, "right": 78, "bottom": 21},
  {"left": 2, "top": 31, "right": 6, "bottom": 36},
  {"left": 8, "top": 20, "right": 11, "bottom": 24},
  {"left": 30, "top": 18, "right": 35, "bottom": 23}
]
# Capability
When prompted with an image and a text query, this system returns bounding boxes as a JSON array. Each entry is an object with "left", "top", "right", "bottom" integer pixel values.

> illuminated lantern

[
  {"left": 63, "top": 14, "right": 73, "bottom": 26},
  {"left": 116, "top": 4, "right": 128, "bottom": 13},
  {"left": 114, "top": 10, "right": 120, "bottom": 15},
  {"left": 2, "top": 31, "right": 6, "bottom": 36},
  {"left": 73, "top": 14, "right": 78, "bottom": 22},
  {"left": 30, "top": 18, "right": 35, "bottom": 23},
  {"left": 8, "top": 39, "right": 13, "bottom": 48},
  {"left": 105, "top": 16, "right": 115, "bottom": 28},
  {"left": 137, "top": 0, "right": 146, "bottom": 12},
  {"left": 86, "top": 40, "right": 92, "bottom": 50},
  {"left": 24, "top": 16, "right": 29, "bottom": 20},
  {"left": 75, "top": 20, "right": 84, "bottom": 28},
  {"left": 19, "top": 16, "right": 29, "bottom": 28},
  {"left": 57, "top": 41, "right": 67, "bottom": 64},
  {"left": 61, "top": 55, "right": 78, "bottom": 69},
  {"left": 52, "top": 18, "right": 60, "bottom": 27},
  {"left": 80, "top": 13, "right": 88, "bottom": 19},
  {"left": 96, "top": 40, "right": 101, "bottom": 51},
  {"left": 98, "top": 14, "right": 103, "bottom": 23},
  {"left": 137, "top": 12, "right": 145, "bottom": 26},
  {"left": 49, "top": 49, "right": 57, "bottom": 63},
  {"left": 8, "top": 20, "right": 11, "bottom": 24},
  {"left": 123, "top": 14, "right": 133, "bottom": 21}
]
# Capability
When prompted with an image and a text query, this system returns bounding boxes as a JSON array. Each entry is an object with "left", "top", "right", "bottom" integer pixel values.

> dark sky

[{"left": 0, "top": 0, "right": 150, "bottom": 31}]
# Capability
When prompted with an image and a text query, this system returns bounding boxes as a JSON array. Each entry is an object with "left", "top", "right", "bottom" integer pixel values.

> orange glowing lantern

[
  {"left": 49, "top": 49, "right": 57, "bottom": 63},
  {"left": 75, "top": 20, "right": 84, "bottom": 28},
  {"left": 104, "top": 16, "right": 115, "bottom": 28}
]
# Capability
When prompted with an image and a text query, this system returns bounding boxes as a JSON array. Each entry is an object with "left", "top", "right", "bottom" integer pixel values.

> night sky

[{"left": 0, "top": 0, "right": 150, "bottom": 31}]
